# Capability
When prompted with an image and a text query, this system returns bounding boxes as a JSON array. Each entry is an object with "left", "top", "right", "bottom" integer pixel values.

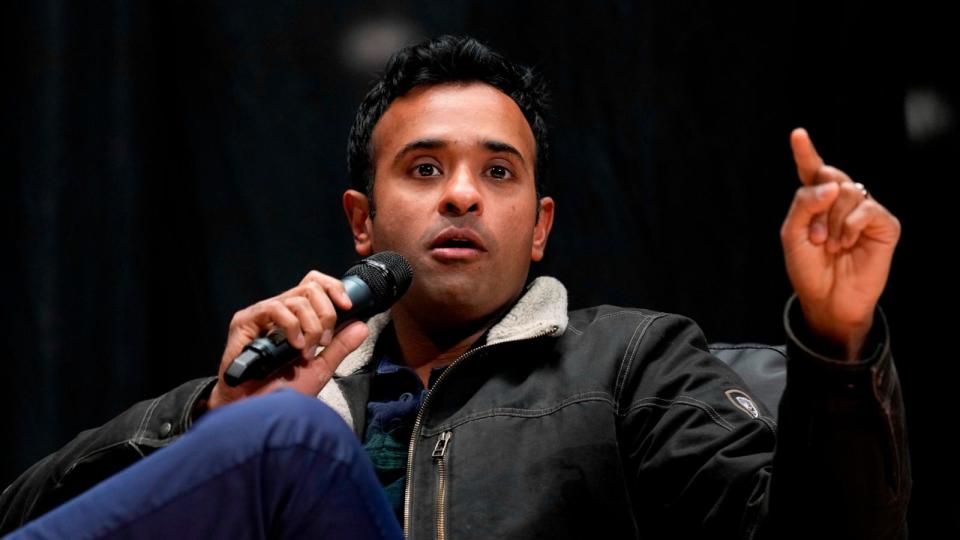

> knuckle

[
  {"left": 302, "top": 270, "right": 323, "bottom": 282},
  {"left": 304, "top": 270, "right": 334, "bottom": 285},
  {"left": 818, "top": 165, "right": 838, "bottom": 181},
  {"left": 840, "top": 182, "right": 860, "bottom": 197},
  {"left": 249, "top": 300, "right": 272, "bottom": 317},
  {"left": 300, "top": 318, "right": 320, "bottom": 334},
  {"left": 320, "top": 310, "right": 338, "bottom": 328},
  {"left": 283, "top": 296, "right": 305, "bottom": 308},
  {"left": 317, "top": 275, "right": 343, "bottom": 291},
  {"left": 891, "top": 215, "right": 902, "bottom": 234},
  {"left": 821, "top": 165, "right": 848, "bottom": 182},
  {"left": 264, "top": 300, "right": 293, "bottom": 323},
  {"left": 304, "top": 282, "right": 327, "bottom": 300}
]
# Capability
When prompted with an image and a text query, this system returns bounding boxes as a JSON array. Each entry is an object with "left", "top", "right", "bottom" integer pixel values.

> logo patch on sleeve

[{"left": 725, "top": 389, "right": 760, "bottom": 419}]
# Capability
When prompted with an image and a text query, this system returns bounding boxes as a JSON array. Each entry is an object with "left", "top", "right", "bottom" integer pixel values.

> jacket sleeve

[
  {"left": 0, "top": 377, "right": 217, "bottom": 534},
  {"left": 615, "top": 298, "right": 909, "bottom": 539},
  {"left": 761, "top": 295, "right": 910, "bottom": 539}
]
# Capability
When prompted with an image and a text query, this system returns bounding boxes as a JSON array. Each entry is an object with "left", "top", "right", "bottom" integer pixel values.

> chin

[
  {"left": 427, "top": 278, "right": 486, "bottom": 310},
  {"left": 404, "top": 277, "right": 508, "bottom": 326}
]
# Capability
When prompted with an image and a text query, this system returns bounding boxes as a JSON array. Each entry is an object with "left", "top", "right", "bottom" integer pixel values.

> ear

[
  {"left": 343, "top": 189, "right": 374, "bottom": 257},
  {"left": 530, "top": 196, "right": 555, "bottom": 262}
]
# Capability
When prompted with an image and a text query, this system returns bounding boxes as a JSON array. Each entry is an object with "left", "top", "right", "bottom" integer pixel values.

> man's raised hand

[{"left": 780, "top": 128, "right": 901, "bottom": 360}]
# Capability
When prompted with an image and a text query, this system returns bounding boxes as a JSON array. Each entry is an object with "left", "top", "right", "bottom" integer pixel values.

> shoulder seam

[{"left": 614, "top": 313, "right": 665, "bottom": 404}]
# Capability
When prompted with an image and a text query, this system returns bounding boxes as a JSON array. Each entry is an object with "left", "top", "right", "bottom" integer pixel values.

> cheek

[
  {"left": 503, "top": 206, "right": 536, "bottom": 250},
  {"left": 378, "top": 185, "right": 433, "bottom": 220},
  {"left": 372, "top": 208, "right": 421, "bottom": 249}
]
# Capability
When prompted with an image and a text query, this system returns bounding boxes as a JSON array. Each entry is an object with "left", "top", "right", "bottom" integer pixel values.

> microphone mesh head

[{"left": 344, "top": 251, "right": 413, "bottom": 306}]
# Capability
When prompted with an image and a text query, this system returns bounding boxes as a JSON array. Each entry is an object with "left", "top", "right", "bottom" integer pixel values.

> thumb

[
  {"left": 312, "top": 321, "right": 370, "bottom": 382},
  {"left": 781, "top": 182, "right": 840, "bottom": 246}
]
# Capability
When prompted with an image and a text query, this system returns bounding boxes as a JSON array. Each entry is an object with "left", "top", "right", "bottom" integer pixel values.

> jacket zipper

[
  {"left": 432, "top": 431, "right": 452, "bottom": 540},
  {"left": 402, "top": 325, "right": 558, "bottom": 538}
]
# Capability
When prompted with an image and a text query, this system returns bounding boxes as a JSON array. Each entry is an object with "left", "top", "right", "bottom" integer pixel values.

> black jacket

[{"left": 0, "top": 277, "right": 910, "bottom": 538}]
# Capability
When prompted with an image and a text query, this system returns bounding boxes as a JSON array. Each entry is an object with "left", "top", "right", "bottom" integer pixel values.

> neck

[{"left": 388, "top": 300, "right": 510, "bottom": 387}]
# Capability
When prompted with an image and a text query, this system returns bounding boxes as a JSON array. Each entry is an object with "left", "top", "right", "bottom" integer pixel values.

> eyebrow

[
  {"left": 392, "top": 139, "right": 446, "bottom": 167},
  {"left": 483, "top": 140, "right": 526, "bottom": 165},
  {"left": 391, "top": 138, "right": 528, "bottom": 166}
]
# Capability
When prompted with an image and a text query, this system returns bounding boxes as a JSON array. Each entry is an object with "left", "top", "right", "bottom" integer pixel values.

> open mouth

[
  {"left": 437, "top": 238, "right": 478, "bottom": 249},
  {"left": 430, "top": 228, "right": 486, "bottom": 258}
]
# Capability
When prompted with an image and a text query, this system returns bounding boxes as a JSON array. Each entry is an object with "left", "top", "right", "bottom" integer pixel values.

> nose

[{"left": 438, "top": 164, "right": 483, "bottom": 216}]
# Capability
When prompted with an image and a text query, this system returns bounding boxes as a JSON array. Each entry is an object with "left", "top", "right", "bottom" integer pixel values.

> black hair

[{"left": 346, "top": 35, "right": 551, "bottom": 212}]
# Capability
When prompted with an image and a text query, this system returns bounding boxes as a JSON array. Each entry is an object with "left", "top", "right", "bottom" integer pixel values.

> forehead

[{"left": 371, "top": 82, "right": 536, "bottom": 165}]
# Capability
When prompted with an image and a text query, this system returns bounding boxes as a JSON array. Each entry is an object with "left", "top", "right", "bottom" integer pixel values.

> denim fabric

[{"left": 4, "top": 390, "right": 402, "bottom": 540}]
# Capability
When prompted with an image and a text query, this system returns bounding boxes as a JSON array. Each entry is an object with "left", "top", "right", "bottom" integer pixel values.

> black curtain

[{"left": 4, "top": 1, "right": 955, "bottom": 536}]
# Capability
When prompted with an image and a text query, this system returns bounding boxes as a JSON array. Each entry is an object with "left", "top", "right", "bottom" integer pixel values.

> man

[{"left": 0, "top": 35, "right": 908, "bottom": 538}]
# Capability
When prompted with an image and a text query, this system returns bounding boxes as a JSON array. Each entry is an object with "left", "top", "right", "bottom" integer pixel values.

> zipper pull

[{"left": 432, "top": 431, "right": 452, "bottom": 459}]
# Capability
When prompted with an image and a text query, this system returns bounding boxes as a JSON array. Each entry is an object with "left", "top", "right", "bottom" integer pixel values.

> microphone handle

[{"left": 223, "top": 275, "right": 376, "bottom": 386}]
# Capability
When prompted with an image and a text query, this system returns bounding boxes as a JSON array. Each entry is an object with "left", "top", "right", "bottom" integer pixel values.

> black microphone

[{"left": 224, "top": 251, "right": 413, "bottom": 386}]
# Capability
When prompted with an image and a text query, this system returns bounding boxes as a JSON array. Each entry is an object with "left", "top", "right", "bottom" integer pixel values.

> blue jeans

[{"left": 5, "top": 389, "right": 403, "bottom": 539}]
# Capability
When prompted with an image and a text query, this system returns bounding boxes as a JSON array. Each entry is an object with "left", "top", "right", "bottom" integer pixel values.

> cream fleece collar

[{"left": 318, "top": 276, "right": 568, "bottom": 427}]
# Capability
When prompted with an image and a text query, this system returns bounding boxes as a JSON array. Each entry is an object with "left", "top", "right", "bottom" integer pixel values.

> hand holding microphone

[{"left": 205, "top": 252, "right": 412, "bottom": 412}]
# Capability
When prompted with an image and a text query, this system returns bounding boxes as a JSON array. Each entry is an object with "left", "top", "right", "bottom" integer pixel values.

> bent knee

[{"left": 200, "top": 389, "right": 359, "bottom": 457}]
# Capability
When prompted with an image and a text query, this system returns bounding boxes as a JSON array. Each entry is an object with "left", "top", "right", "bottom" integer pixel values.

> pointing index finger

[{"left": 790, "top": 127, "right": 824, "bottom": 185}]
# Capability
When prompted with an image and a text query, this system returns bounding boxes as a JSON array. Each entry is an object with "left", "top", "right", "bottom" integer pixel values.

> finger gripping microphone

[{"left": 224, "top": 251, "right": 413, "bottom": 386}]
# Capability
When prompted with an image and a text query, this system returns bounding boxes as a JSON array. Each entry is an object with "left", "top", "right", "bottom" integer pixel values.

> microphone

[{"left": 224, "top": 251, "right": 413, "bottom": 386}]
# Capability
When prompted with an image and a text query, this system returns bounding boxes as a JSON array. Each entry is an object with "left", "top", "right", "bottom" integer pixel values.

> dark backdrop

[{"left": 4, "top": 1, "right": 955, "bottom": 536}]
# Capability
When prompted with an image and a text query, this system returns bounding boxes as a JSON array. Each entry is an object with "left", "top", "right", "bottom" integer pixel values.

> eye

[
  {"left": 488, "top": 165, "right": 511, "bottom": 180},
  {"left": 414, "top": 163, "right": 441, "bottom": 177}
]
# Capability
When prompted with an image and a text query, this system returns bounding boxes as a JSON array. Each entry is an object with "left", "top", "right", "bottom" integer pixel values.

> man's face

[{"left": 343, "top": 82, "right": 554, "bottom": 329}]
